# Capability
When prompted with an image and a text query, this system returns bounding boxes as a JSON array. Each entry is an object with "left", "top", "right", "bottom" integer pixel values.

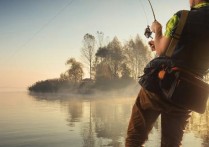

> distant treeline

[{"left": 28, "top": 32, "right": 152, "bottom": 93}]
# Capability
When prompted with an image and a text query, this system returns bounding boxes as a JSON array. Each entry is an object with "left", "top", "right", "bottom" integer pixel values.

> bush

[{"left": 28, "top": 79, "right": 74, "bottom": 93}]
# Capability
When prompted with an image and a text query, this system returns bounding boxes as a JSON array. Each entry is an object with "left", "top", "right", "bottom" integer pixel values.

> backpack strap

[{"left": 165, "top": 10, "right": 189, "bottom": 57}]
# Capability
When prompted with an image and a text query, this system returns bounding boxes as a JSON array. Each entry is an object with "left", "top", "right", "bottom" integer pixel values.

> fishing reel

[
  {"left": 144, "top": 25, "right": 153, "bottom": 39},
  {"left": 143, "top": 0, "right": 156, "bottom": 39}
]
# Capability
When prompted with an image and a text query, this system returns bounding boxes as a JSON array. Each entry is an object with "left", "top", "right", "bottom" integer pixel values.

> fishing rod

[
  {"left": 147, "top": 0, "right": 156, "bottom": 21},
  {"left": 144, "top": 0, "right": 157, "bottom": 39}
]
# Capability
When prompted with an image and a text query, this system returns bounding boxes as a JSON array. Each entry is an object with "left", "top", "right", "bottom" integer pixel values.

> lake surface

[{"left": 0, "top": 91, "right": 209, "bottom": 147}]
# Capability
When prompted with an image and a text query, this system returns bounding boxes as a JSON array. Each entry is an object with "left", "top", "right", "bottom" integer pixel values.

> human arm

[{"left": 150, "top": 21, "right": 171, "bottom": 56}]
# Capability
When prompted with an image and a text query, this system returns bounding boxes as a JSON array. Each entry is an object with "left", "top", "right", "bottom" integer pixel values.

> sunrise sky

[{"left": 0, "top": 0, "right": 189, "bottom": 91}]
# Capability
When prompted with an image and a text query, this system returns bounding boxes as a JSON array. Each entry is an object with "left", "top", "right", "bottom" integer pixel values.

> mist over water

[{"left": 0, "top": 91, "right": 208, "bottom": 147}]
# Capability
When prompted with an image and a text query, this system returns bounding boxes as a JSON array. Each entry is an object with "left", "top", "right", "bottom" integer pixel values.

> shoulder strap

[{"left": 165, "top": 10, "right": 189, "bottom": 57}]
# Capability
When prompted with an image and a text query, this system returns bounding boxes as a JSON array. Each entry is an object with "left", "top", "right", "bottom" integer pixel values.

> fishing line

[
  {"left": 137, "top": 0, "right": 149, "bottom": 25},
  {"left": 0, "top": 0, "right": 74, "bottom": 64}
]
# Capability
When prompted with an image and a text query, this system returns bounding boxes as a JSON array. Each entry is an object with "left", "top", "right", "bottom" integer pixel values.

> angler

[{"left": 126, "top": 0, "right": 209, "bottom": 146}]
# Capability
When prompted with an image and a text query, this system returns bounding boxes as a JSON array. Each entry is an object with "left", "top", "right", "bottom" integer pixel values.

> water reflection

[
  {"left": 30, "top": 93, "right": 134, "bottom": 146},
  {"left": 66, "top": 99, "right": 83, "bottom": 127},
  {"left": 188, "top": 105, "right": 209, "bottom": 147},
  {"left": 92, "top": 99, "right": 132, "bottom": 146},
  {"left": 77, "top": 98, "right": 134, "bottom": 147},
  {"left": 30, "top": 92, "right": 209, "bottom": 147}
]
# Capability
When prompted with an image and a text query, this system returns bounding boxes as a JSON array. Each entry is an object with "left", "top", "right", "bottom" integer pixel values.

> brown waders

[{"left": 125, "top": 88, "right": 191, "bottom": 147}]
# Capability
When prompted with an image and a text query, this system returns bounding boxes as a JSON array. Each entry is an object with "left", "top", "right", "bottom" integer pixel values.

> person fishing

[{"left": 126, "top": 0, "right": 209, "bottom": 146}]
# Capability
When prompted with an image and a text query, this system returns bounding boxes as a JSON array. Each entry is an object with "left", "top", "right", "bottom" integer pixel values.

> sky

[{"left": 0, "top": 0, "right": 190, "bottom": 91}]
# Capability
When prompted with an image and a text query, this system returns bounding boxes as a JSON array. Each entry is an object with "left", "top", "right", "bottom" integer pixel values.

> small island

[{"left": 28, "top": 32, "right": 152, "bottom": 94}]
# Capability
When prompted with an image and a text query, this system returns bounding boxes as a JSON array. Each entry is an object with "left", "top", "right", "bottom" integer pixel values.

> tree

[
  {"left": 95, "top": 46, "right": 109, "bottom": 62},
  {"left": 65, "top": 58, "right": 84, "bottom": 84},
  {"left": 60, "top": 73, "right": 69, "bottom": 81},
  {"left": 121, "top": 63, "right": 131, "bottom": 79},
  {"left": 123, "top": 35, "right": 152, "bottom": 79},
  {"left": 95, "top": 62, "right": 112, "bottom": 82},
  {"left": 123, "top": 38, "right": 138, "bottom": 79},
  {"left": 81, "top": 33, "right": 96, "bottom": 79},
  {"left": 107, "top": 37, "right": 124, "bottom": 78}
]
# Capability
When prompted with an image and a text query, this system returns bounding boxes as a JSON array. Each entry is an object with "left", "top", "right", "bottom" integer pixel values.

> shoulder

[{"left": 164, "top": 10, "right": 183, "bottom": 38}]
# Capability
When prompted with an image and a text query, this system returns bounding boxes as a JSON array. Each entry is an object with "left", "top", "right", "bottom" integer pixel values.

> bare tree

[
  {"left": 96, "top": 31, "right": 104, "bottom": 48},
  {"left": 81, "top": 33, "right": 96, "bottom": 79}
]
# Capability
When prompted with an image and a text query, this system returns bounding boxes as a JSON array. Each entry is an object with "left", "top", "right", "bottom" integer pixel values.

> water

[{"left": 0, "top": 91, "right": 208, "bottom": 147}]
